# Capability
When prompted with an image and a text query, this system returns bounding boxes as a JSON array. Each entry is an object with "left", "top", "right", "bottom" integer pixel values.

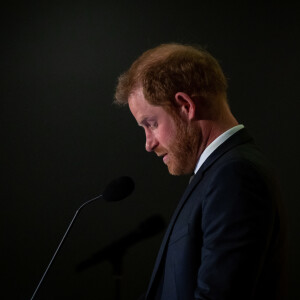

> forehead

[{"left": 128, "top": 89, "right": 168, "bottom": 123}]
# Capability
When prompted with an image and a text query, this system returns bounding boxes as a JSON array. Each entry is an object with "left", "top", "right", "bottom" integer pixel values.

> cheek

[{"left": 159, "top": 125, "right": 178, "bottom": 145}]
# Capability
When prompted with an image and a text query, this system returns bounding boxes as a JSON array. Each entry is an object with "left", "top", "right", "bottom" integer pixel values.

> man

[{"left": 114, "top": 43, "right": 287, "bottom": 300}]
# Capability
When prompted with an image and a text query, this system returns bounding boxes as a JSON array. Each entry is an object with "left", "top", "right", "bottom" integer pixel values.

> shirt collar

[{"left": 194, "top": 124, "right": 245, "bottom": 174}]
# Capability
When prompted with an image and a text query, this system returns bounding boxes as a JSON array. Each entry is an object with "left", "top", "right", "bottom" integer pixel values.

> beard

[{"left": 158, "top": 118, "right": 200, "bottom": 176}]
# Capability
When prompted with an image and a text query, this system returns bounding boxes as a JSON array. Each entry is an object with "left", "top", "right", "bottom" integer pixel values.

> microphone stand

[
  {"left": 76, "top": 215, "right": 165, "bottom": 300},
  {"left": 30, "top": 194, "right": 103, "bottom": 300},
  {"left": 110, "top": 251, "right": 125, "bottom": 300}
]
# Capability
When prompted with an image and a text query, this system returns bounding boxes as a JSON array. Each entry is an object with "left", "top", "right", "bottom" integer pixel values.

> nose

[{"left": 145, "top": 131, "right": 158, "bottom": 152}]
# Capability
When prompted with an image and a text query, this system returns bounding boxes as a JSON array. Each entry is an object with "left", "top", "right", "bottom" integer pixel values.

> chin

[
  {"left": 166, "top": 154, "right": 196, "bottom": 176},
  {"left": 168, "top": 169, "right": 181, "bottom": 176},
  {"left": 167, "top": 164, "right": 193, "bottom": 176}
]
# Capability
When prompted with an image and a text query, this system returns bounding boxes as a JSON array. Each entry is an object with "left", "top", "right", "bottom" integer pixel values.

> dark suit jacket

[{"left": 145, "top": 128, "right": 287, "bottom": 300}]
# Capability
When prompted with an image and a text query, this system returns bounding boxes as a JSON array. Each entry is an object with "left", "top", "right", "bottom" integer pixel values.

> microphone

[
  {"left": 30, "top": 176, "right": 134, "bottom": 300},
  {"left": 77, "top": 215, "right": 165, "bottom": 272},
  {"left": 102, "top": 176, "right": 135, "bottom": 202}
]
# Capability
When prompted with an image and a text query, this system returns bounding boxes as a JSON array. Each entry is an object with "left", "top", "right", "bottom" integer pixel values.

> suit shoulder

[
  {"left": 200, "top": 143, "right": 281, "bottom": 213},
  {"left": 210, "top": 142, "right": 276, "bottom": 179}
]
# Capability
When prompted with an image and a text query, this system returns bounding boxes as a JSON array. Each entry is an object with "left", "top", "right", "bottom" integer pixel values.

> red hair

[{"left": 115, "top": 43, "right": 228, "bottom": 110}]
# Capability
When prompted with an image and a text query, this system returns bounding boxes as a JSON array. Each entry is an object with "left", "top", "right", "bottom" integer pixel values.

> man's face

[{"left": 128, "top": 89, "right": 199, "bottom": 175}]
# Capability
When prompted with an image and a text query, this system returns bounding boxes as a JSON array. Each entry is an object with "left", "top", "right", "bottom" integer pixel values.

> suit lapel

[
  {"left": 145, "top": 128, "right": 253, "bottom": 298},
  {"left": 145, "top": 171, "right": 203, "bottom": 297}
]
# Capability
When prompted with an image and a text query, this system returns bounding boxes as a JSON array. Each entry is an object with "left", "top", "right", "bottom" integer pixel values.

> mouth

[
  {"left": 162, "top": 154, "right": 168, "bottom": 164},
  {"left": 156, "top": 152, "right": 168, "bottom": 164}
]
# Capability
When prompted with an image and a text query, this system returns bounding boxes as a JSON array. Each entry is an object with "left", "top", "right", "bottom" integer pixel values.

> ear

[{"left": 174, "top": 92, "right": 196, "bottom": 120}]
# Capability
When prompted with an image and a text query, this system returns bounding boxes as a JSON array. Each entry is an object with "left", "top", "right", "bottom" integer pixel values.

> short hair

[{"left": 114, "top": 43, "right": 228, "bottom": 109}]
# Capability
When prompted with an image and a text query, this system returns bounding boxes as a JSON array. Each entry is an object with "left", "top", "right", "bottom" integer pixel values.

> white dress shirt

[{"left": 194, "top": 124, "right": 245, "bottom": 174}]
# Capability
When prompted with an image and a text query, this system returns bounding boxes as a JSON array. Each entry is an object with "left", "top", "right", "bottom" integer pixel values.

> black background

[{"left": 1, "top": 1, "right": 299, "bottom": 299}]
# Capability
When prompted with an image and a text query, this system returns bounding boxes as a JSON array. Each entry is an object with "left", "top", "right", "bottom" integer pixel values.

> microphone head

[{"left": 102, "top": 176, "right": 135, "bottom": 202}]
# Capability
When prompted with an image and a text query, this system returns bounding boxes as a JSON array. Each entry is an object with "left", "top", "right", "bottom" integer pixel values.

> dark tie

[{"left": 189, "top": 174, "right": 195, "bottom": 184}]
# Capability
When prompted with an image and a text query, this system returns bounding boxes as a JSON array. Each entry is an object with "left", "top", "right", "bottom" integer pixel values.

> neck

[{"left": 195, "top": 108, "right": 238, "bottom": 161}]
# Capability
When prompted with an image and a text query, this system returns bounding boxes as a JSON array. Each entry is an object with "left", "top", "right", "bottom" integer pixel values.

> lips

[
  {"left": 156, "top": 151, "right": 168, "bottom": 164},
  {"left": 162, "top": 154, "right": 168, "bottom": 164}
]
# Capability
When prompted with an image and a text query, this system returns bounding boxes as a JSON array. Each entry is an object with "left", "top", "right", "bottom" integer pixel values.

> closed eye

[
  {"left": 147, "top": 121, "right": 158, "bottom": 129},
  {"left": 140, "top": 119, "right": 158, "bottom": 130}
]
